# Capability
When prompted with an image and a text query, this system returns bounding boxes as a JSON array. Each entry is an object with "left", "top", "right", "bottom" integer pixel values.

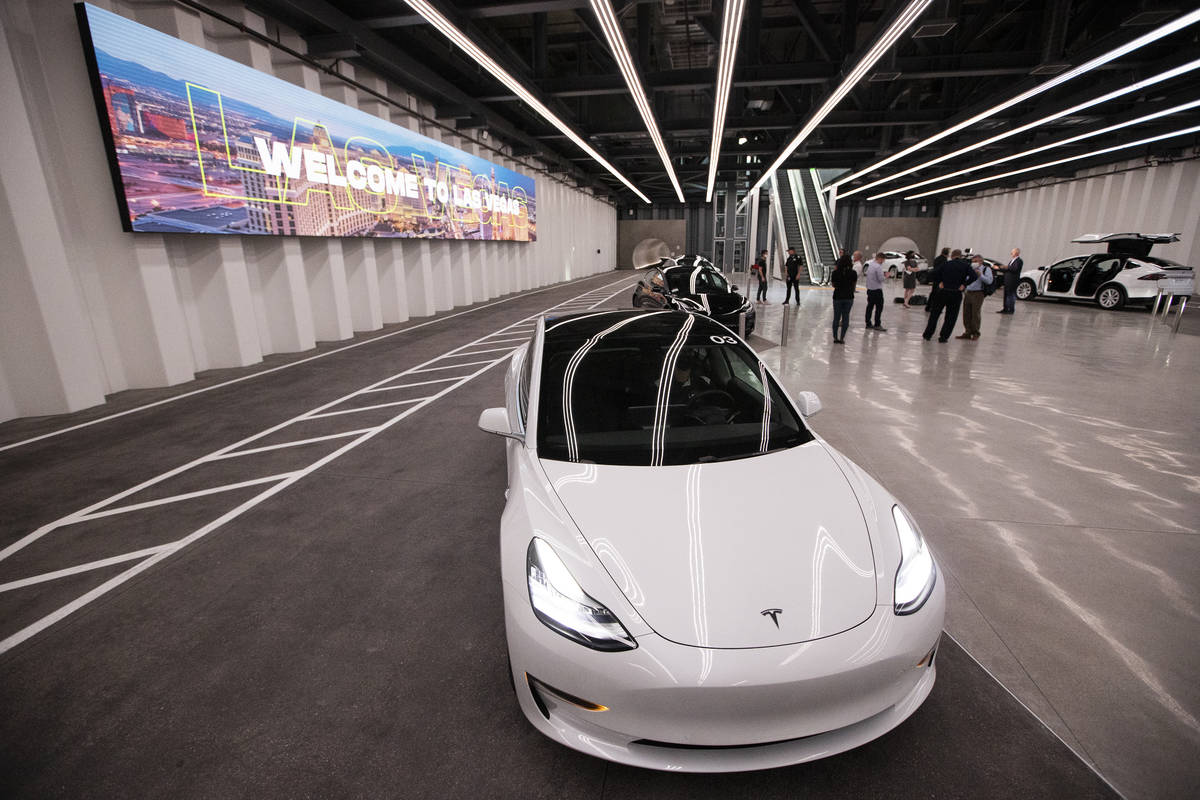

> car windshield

[
  {"left": 536, "top": 311, "right": 812, "bottom": 466},
  {"left": 665, "top": 267, "right": 729, "bottom": 295}
]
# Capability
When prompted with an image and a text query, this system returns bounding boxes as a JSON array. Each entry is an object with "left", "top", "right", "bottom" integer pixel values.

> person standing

[
  {"left": 830, "top": 253, "right": 858, "bottom": 344},
  {"left": 753, "top": 249, "right": 769, "bottom": 303},
  {"left": 957, "top": 254, "right": 993, "bottom": 340},
  {"left": 933, "top": 247, "right": 949, "bottom": 272},
  {"left": 902, "top": 250, "right": 918, "bottom": 308},
  {"left": 923, "top": 249, "right": 973, "bottom": 342},
  {"left": 864, "top": 253, "right": 887, "bottom": 331},
  {"left": 997, "top": 247, "right": 1023, "bottom": 314},
  {"left": 835, "top": 247, "right": 851, "bottom": 271},
  {"left": 784, "top": 246, "right": 805, "bottom": 305}
]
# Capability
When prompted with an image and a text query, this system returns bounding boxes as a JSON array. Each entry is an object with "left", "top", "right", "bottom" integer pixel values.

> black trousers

[
  {"left": 1003, "top": 281, "right": 1018, "bottom": 312},
  {"left": 865, "top": 288, "right": 884, "bottom": 327},
  {"left": 785, "top": 276, "right": 802, "bottom": 303},
  {"left": 924, "top": 289, "right": 963, "bottom": 341}
]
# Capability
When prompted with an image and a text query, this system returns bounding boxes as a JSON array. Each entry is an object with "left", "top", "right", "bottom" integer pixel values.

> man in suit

[
  {"left": 997, "top": 247, "right": 1023, "bottom": 314},
  {"left": 923, "top": 249, "right": 974, "bottom": 342}
]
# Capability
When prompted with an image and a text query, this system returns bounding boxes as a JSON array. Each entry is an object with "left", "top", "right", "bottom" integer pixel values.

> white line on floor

[
  {"left": 0, "top": 276, "right": 635, "bottom": 655},
  {"left": 74, "top": 473, "right": 300, "bottom": 523},
  {"left": 361, "top": 377, "right": 462, "bottom": 393},
  {"left": 205, "top": 429, "right": 374, "bottom": 460},
  {"left": 302, "top": 398, "right": 425, "bottom": 419},
  {"left": 442, "top": 345, "right": 519, "bottom": 357},
  {"left": 0, "top": 273, "right": 616, "bottom": 454},
  {"left": 408, "top": 359, "right": 496, "bottom": 373},
  {"left": 0, "top": 545, "right": 176, "bottom": 594}
]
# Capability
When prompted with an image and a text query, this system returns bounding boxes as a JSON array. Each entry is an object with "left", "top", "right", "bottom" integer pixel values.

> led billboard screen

[{"left": 75, "top": 3, "right": 536, "bottom": 240}]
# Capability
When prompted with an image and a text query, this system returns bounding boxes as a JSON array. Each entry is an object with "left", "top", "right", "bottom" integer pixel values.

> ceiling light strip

[
  {"left": 868, "top": 96, "right": 1200, "bottom": 199},
  {"left": 589, "top": 0, "right": 684, "bottom": 202},
  {"left": 706, "top": 0, "right": 748, "bottom": 202},
  {"left": 401, "top": 0, "right": 650, "bottom": 203},
  {"left": 850, "top": 58, "right": 1200, "bottom": 199},
  {"left": 830, "top": 8, "right": 1200, "bottom": 195},
  {"left": 903, "top": 124, "right": 1200, "bottom": 199},
  {"left": 743, "top": 0, "right": 934, "bottom": 200}
]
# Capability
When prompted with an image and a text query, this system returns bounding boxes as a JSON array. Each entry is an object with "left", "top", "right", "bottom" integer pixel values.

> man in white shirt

[{"left": 864, "top": 253, "right": 888, "bottom": 331}]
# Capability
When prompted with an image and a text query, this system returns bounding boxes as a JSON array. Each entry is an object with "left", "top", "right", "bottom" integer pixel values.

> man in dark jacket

[
  {"left": 784, "top": 247, "right": 805, "bottom": 305},
  {"left": 996, "top": 247, "right": 1023, "bottom": 314},
  {"left": 835, "top": 248, "right": 851, "bottom": 271},
  {"left": 829, "top": 257, "right": 857, "bottom": 344},
  {"left": 923, "top": 249, "right": 974, "bottom": 342}
]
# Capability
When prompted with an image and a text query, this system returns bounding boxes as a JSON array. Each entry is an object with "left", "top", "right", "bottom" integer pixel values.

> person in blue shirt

[
  {"left": 957, "top": 254, "right": 994, "bottom": 340},
  {"left": 923, "top": 249, "right": 974, "bottom": 342}
]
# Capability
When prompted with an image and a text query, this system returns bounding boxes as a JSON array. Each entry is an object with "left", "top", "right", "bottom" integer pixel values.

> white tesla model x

[{"left": 478, "top": 309, "right": 944, "bottom": 771}]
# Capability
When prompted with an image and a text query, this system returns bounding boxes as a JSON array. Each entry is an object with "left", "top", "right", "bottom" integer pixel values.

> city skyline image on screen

[{"left": 75, "top": 2, "right": 536, "bottom": 241}]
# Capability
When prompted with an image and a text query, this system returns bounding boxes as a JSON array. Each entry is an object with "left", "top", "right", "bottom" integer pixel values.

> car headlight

[
  {"left": 527, "top": 538, "right": 636, "bottom": 651},
  {"left": 893, "top": 504, "right": 936, "bottom": 615}
]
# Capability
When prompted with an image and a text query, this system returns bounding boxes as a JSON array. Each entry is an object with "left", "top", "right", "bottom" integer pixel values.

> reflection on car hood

[{"left": 540, "top": 443, "right": 877, "bottom": 648}]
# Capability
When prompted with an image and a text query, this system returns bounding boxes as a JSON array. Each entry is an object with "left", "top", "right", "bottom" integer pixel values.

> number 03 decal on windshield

[{"left": 709, "top": 335, "right": 738, "bottom": 344}]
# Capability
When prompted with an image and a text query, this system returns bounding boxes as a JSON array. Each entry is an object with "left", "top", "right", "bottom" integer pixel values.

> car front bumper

[{"left": 505, "top": 582, "right": 945, "bottom": 772}]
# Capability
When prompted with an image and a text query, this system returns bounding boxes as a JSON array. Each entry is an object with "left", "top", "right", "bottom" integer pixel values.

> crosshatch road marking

[{"left": 0, "top": 277, "right": 635, "bottom": 656}]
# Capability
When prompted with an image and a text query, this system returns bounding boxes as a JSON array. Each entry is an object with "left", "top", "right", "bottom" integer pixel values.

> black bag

[
  {"left": 982, "top": 282, "right": 997, "bottom": 297},
  {"left": 909, "top": 294, "right": 928, "bottom": 306}
]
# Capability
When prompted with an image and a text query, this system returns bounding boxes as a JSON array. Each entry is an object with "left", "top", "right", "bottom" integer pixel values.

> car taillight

[{"left": 1138, "top": 272, "right": 1167, "bottom": 280}]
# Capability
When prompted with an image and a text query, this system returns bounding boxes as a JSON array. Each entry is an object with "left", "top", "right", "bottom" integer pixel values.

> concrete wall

[
  {"left": 855, "top": 216, "right": 941, "bottom": 261},
  {"left": 0, "top": 0, "right": 617, "bottom": 423},
  {"left": 618, "top": 220, "right": 687, "bottom": 269},
  {"left": 939, "top": 158, "right": 1200, "bottom": 269}
]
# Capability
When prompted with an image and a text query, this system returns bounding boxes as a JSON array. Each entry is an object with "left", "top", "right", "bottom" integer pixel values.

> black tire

[
  {"left": 1096, "top": 283, "right": 1126, "bottom": 310},
  {"left": 1015, "top": 279, "right": 1036, "bottom": 300}
]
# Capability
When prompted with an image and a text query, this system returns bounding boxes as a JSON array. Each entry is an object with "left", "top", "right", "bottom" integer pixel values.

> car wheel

[
  {"left": 886, "top": 266, "right": 897, "bottom": 278},
  {"left": 1096, "top": 284, "right": 1126, "bottom": 310},
  {"left": 1015, "top": 279, "right": 1036, "bottom": 300}
]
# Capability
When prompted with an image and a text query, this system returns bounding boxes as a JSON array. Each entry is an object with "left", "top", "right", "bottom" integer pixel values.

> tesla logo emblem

[{"left": 761, "top": 608, "right": 783, "bottom": 628}]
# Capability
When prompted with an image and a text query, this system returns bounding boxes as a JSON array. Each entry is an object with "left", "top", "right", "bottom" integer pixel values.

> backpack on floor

[{"left": 909, "top": 294, "right": 928, "bottom": 306}]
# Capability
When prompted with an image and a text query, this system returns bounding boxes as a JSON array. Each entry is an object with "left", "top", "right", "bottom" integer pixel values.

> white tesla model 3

[{"left": 478, "top": 309, "right": 944, "bottom": 771}]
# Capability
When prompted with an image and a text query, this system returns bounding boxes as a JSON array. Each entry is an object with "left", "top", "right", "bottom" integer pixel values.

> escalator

[
  {"left": 796, "top": 169, "right": 838, "bottom": 272},
  {"left": 773, "top": 174, "right": 810, "bottom": 285}
]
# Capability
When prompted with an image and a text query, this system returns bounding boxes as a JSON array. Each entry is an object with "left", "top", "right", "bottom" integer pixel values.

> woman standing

[
  {"left": 902, "top": 250, "right": 918, "bottom": 308},
  {"left": 830, "top": 255, "right": 858, "bottom": 344}
]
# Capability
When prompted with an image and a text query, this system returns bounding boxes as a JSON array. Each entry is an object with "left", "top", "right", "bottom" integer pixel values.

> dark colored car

[{"left": 633, "top": 263, "right": 756, "bottom": 337}]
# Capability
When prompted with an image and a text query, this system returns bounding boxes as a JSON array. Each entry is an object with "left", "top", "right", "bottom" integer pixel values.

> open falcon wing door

[{"left": 1071, "top": 233, "right": 1181, "bottom": 258}]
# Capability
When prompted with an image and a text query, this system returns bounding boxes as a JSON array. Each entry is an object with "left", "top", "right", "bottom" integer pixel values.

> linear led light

[
  {"left": 870, "top": 96, "right": 1200, "bottom": 199},
  {"left": 904, "top": 123, "right": 1200, "bottom": 199},
  {"left": 849, "top": 57, "right": 1200, "bottom": 198},
  {"left": 706, "top": 0, "right": 748, "bottom": 202},
  {"left": 589, "top": 0, "right": 684, "bottom": 202},
  {"left": 742, "top": 0, "right": 934, "bottom": 201},
  {"left": 830, "top": 7, "right": 1200, "bottom": 195},
  {"left": 401, "top": 0, "right": 650, "bottom": 203}
]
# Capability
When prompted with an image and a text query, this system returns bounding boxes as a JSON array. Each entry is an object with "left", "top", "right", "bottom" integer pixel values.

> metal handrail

[{"left": 809, "top": 168, "right": 841, "bottom": 263}]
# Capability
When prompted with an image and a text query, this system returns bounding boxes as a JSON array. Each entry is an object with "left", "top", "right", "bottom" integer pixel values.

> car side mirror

[
  {"left": 478, "top": 407, "right": 523, "bottom": 442},
  {"left": 1037, "top": 266, "right": 1046, "bottom": 271},
  {"left": 796, "top": 391, "right": 821, "bottom": 417},
  {"left": 730, "top": 284, "right": 741, "bottom": 293}
]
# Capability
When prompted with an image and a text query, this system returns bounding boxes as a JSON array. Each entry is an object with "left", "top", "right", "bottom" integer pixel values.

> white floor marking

[
  {"left": 302, "top": 398, "right": 424, "bottom": 419},
  {"left": 206, "top": 429, "right": 373, "bottom": 460},
  {"left": 74, "top": 473, "right": 300, "bottom": 522},
  {"left": 0, "top": 273, "right": 608, "bottom": 454},
  {"left": 0, "top": 545, "right": 175, "bottom": 594},
  {"left": 362, "top": 376, "right": 461, "bottom": 393},
  {"left": 408, "top": 359, "right": 496, "bottom": 373},
  {"left": 473, "top": 336, "right": 530, "bottom": 345},
  {"left": 442, "top": 345, "right": 519, "bottom": 357},
  {"left": 0, "top": 276, "right": 636, "bottom": 655}
]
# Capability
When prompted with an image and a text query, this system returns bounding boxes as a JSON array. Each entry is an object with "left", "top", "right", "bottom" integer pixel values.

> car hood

[{"left": 540, "top": 443, "right": 878, "bottom": 648}]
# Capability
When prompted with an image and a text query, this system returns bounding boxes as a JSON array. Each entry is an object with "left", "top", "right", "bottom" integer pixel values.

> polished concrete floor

[
  {"left": 0, "top": 271, "right": 1194, "bottom": 798},
  {"left": 750, "top": 278, "right": 1199, "bottom": 799}
]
